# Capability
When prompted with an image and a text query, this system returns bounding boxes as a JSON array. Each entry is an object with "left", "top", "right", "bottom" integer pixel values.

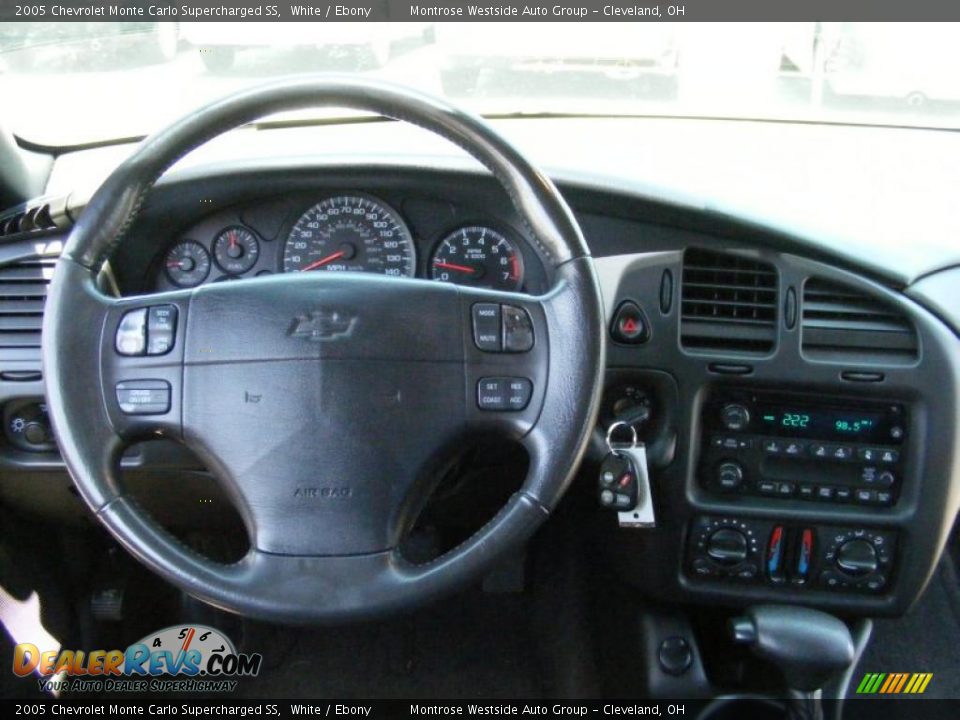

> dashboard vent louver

[
  {"left": 0, "top": 257, "right": 55, "bottom": 362},
  {"left": 680, "top": 248, "right": 779, "bottom": 353},
  {"left": 801, "top": 278, "right": 917, "bottom": 361},
  {"left": 0, "top": 203, "right": 59, "bottom": 239}
]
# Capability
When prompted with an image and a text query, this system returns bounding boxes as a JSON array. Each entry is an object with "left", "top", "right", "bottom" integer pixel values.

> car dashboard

[{"left": 1, "top": 131, "right": 959, "bottom": 622}]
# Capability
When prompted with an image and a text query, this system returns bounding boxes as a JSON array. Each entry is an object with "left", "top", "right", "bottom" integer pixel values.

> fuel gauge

[{"left": 213, "top": 226, "right": 260, "bottom": 275}]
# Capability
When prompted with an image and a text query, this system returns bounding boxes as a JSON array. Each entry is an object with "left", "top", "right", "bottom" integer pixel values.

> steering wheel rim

[{"left": 42, "top": 77, "right": 605, "bottom": 623}]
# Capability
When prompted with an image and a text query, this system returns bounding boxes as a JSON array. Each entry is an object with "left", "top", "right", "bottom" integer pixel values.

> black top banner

[{"left": 1, "top": 0, "right": 960, "bottom": 22}]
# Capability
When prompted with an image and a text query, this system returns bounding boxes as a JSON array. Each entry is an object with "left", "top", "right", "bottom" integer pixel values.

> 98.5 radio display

[{"left": 756, "top": 404, "right": 894, "bottom": 443}]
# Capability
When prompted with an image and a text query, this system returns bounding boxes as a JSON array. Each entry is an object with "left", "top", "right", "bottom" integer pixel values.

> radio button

[
  {"left": 720, "top": 403, "right": 751, "bottom": 431},
  {"left": 799, "top": 484, "right": 816, "bottom": 499},
  {"left": 835, "top": 487, "right": 853, "bottom": 502},
  {"left": 762, "top": 439, "right": 783, "bottom": 455},
  {"left": 879, "top": 449, "right": 899, "bottom": 463},
  {"left": 758, "top": 480, "right": 777, "bottom": 495},
  {"left": 831, "top": 445, "right": 854, "bottom": 461},
  {"left": 817, "top": 486, "right": 835, "bottom": 500},
  {"left": 778, "top": 482, "right": 796, "bottom": 496},
  {"left": 855, "top": 488, "right": 877, "bottom": 504},
  {"left": 809, "top": 442, "right": 829, "bottom": 459},
  {"left": 876, "top": 470, "right": 896, "bottom": 487},
  {"left": 876, "top": 491, "right": 894, "bottom": 505},
  {"left": 858, "top": 447, "right": 879, "bottom": 462},
  {"left": 784, "top": 440, "right": 806, "bottom": 456}
]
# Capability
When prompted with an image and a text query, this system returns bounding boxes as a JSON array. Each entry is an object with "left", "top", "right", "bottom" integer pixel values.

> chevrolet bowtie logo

[{"left": 289, "top": 309, "right": 355, "bottom": 341}]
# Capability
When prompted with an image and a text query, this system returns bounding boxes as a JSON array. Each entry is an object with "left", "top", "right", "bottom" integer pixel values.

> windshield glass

[{"left": 1, "top": 21, "right": 957, "bottom": 145}]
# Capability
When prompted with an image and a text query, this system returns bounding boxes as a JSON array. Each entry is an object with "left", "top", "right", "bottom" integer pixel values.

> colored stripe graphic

[{"left": 857, "top": 672, "right": 933, "bottom": 694}]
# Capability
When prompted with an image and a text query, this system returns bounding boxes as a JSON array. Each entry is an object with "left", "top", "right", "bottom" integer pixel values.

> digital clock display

[{"left": 756, "top": 405, "right": 891, "bottom": 442}]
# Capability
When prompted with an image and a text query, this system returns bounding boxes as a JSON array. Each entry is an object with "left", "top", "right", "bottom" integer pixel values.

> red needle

[
  {"left": 300, "top": 250, "right": 346, "bottom": 272},
  {"left": 229, "top": 231, "right": 237, "bottom": 250},
  {"left": 434, "top": 261, "right": 475, "bottom": 274}
]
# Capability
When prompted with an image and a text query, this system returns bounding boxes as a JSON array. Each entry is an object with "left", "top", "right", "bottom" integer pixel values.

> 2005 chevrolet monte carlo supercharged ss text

[{"left": 0, "top": 13, "right": 959, "bottom": 719}]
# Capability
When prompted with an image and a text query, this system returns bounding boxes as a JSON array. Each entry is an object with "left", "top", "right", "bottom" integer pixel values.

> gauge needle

[
  {"left": 300, "top": 250, "right": 346, "bottom": 272},
  {"left": 434, "top": 261, "right": 475, "bottom": 274}
]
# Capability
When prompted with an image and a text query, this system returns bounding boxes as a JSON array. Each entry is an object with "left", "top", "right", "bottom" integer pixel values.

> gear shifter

[{"left": 729, "top": 606, "right": 855, "bottom": 720}]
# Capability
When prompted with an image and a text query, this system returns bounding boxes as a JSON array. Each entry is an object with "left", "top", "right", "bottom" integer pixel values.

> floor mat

[
  {"left": 850, "top": 558, "right": 960, "bottom": 700},
  {"left": 234, "top": 589, "right": 545, "bottom": 699}
]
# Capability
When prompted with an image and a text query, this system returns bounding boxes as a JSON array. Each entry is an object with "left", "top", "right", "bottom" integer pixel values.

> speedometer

[{"left": 282, "top": 195, "right": 415, "bottom": 277}]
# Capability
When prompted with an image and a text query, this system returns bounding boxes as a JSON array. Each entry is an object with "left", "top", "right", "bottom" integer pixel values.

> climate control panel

[
  {"left": 699, "top": 390, "right": 907, "bottom": 507},
  {"left": 686, "top": 515, "right": 896, "bottom": 593}
]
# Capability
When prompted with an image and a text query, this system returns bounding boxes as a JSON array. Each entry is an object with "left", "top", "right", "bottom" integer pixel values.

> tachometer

[
  {"left": 282, "top": 195, "right": 415, "bottom": 277},
  {"left": 430, "top": 226, "right": 524, "bottom": 291}
]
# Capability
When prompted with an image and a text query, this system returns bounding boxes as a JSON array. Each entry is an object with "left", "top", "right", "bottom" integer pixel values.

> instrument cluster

[{"left": 155, "top": 193, "right": 534, "bottom": 293}]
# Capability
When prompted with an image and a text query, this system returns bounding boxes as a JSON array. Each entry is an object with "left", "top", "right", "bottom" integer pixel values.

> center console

[{"left": 685, "top": 388, "right": 910, "bottom": 597}]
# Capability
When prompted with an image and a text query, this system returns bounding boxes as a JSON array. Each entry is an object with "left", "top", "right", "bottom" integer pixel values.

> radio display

[{"left": 756, "top": 405, "right": 896, "bottom": 443}]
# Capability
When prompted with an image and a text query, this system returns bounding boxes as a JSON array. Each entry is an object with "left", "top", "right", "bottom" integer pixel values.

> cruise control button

[
  {"left": 115, "top": 308, "right": 147, "bottom": 356},
  {"left": 472, "top": 304, "right": 501, "bottom": 351},
  {"left": 505, "top": 378, "right": 533, "bottom": 410},
  {"left": 502, "top": 305, "right": 534, "bottom": 352},
  {"left": 477, "top": 377, "right": 532, "bottom": 412},
  {"left": 477, "top": 377, "right": 507, "bottom": 410},
  {"left": 147, "top": 305, "right": 177, "bottom": 356},
  {"left": 116, "top": 380, "right": 171, "bottom": 415}
]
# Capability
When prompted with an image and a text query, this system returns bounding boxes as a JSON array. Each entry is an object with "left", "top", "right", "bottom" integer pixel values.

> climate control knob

[
  {"left": 720, "top": 403, "right": 751, "bottom": 431},
  {"left": 836, "top": 539, "right": 878, "bottom": 577},
  {"left": 706, "top": 528, "right": 749, "bottom": 566}
]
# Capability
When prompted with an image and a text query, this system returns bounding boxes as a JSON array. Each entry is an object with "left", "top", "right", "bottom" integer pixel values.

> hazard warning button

[{"left": 610, "top": 300, "right": 650, "bottom": 345}]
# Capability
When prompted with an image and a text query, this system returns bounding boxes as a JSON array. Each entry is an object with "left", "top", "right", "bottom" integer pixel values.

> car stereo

[{"left": 699, "top": 390, "right": 907, "bottom": 507}]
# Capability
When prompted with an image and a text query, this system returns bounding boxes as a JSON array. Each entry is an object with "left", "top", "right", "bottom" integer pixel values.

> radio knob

[
  {"left": 836, "top": 539, "right": 878, "bottom": 577},
  {"left": 706, "top": 528, "right": 749, "bottom": 566},
  {"left": 716, "top": 461, "right": 744, "bottom": 490},
  {"left": 720, "top": 403, "right": 751, "bottom": 431}
]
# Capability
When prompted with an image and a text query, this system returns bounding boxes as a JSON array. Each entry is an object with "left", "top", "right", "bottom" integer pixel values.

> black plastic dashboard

[{"left": 1, "top": 158, "right": 959, "bottom": 620}]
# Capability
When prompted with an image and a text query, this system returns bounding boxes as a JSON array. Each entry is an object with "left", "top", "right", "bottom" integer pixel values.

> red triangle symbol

[{"left": 622, "top": 317, "right": 638, "bottom": 333}]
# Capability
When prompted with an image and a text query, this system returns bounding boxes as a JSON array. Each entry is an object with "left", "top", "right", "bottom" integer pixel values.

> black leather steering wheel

[{"left": 42, "top": 78, "right": 605, "bottom": 623}]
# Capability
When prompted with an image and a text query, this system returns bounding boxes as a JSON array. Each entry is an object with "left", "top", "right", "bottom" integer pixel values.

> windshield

[{"left": 1, "top": 21, "right": 958, "bottom": 145}]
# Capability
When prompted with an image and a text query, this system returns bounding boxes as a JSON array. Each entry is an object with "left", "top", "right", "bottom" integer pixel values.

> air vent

[
  {"left": 0, "top": 203, "right": 60, "bottom": 239},
  {"left": 680, "top": 248, "right": 779, "bottom": 353},
  {"left": 802, "top": 278, "right": 917, "bottom": 361},
  {"left": 0, "top": 257, "right": 55, "bottom": 362}
]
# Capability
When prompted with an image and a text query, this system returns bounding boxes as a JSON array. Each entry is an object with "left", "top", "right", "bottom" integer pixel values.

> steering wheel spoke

[{"left": 98, "top": 287, "right": 189, "bottom": 443}]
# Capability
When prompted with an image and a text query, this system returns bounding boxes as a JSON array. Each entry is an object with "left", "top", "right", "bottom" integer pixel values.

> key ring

[{"left": 605, "top": 421, "right": 638, "bottom": 456}]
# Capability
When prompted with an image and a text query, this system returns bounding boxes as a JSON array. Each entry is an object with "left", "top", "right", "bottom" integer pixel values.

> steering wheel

[{"left": 42, "top": 78, "right": 605, "bottom": 623}]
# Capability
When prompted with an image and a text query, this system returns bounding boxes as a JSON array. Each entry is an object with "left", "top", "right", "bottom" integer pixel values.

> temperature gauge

[
  {"left": 213, "top": 226, "right": 260, "bottom": 275},
  {"left": 163, "top": 240, "right": 211, "bottom": 288}
]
